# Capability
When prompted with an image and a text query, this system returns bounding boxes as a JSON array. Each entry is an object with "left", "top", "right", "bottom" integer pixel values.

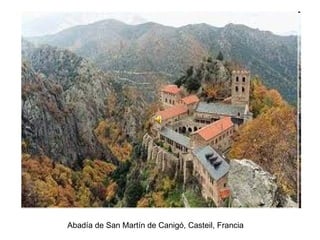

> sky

[{"left": 22, "top": 12, "right": 300, "bottom": 37}]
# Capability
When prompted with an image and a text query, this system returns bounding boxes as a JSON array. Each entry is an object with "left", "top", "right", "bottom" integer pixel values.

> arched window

[
  {"left": 242, "top": 77, "right": 246, "bottom": 82},
  {"left": 242, "top": 87, "right": 245, "bottom": 92},
  {"left": 165, "top": 98, "right": 167, "bottom": 103},
  {"left": 169, "top": 99, "right": 172, "bottom": 104},
  {"left": 194, "top": 126, "right": 198, "bottom": 131},
  {"left": 235, "top": 86, "right": 238, "bottom": 92},
  {"left": 236, "top": 76, "right": 239, "bottom": 82},
  {"left": 188, "top": 127, "right": 192, "bottom": 132}
]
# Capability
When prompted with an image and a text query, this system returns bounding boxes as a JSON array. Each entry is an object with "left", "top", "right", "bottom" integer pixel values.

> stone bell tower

[{"left": 231, "top": 70, "right": 250, "bottom": 106}]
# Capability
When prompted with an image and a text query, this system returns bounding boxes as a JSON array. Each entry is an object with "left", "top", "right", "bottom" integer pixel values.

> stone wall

[{"left": 143, "top": 133, "right": 182, "bottom": 178}]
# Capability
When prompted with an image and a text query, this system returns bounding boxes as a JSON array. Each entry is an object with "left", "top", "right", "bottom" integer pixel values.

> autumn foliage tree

[
  {"left": 230, "top": 83, "right": 298, "bottom": 199},
  {"left": 250, "top": 77, "right": 285, "bottom": 117},
  {"left": 22, "top": 154, "right": 117, "bottom": 207}
]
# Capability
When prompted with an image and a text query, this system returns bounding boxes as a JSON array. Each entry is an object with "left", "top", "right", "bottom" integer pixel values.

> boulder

[{"left": 228, "top": 159, "right": 278, "bottom": 207}]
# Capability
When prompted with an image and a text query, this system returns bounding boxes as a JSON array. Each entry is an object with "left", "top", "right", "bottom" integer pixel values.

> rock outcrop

[
  {"left": 228, "top": 159, "right": 298, "bottom": 208},
  {"left": 228, "top": 159, "right": 279, "bottom": 207},
  {"left": 22, "top": 42, "right": 116, "bottom": 165}
]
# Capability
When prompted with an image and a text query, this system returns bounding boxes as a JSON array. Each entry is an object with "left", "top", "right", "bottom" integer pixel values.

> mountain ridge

[{"left": 27, "top": 19, "right": 298, "bottom": 104}]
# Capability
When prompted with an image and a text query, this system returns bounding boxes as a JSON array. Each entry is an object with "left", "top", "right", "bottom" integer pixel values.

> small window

[
  {"left": 236, "top": 76, "right": 239, "bottom": 82},
  {"left": 215, "top": 139, "right": 217, "bottom": 144},
  {"left": 242, "top": 77, "right": 246, "bottom": 82},
  {"left": 242, "top": 87, "right": 245, "bottom": 92},
  {"left": 235, "top": 86, "right": 238, "bottom": 92},
  {"left": 165, "top": 98, "right": 167, "bottom": 103},
  {"left": 224, "top": 183, "right": 227, "bottom": 187}
]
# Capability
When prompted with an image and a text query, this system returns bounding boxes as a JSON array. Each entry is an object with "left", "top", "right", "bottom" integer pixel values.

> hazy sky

[
  {"left": 138, "top": 12, "right": 299, "bottom": 34},
  {"left": 22, "top": 12, "right": 300, "bottom": 37}
]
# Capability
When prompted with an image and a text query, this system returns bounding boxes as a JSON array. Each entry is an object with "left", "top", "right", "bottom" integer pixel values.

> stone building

[
  {"left": 179, "top": 95, "right": 200, "bottom": 113},
  {"left": 146, "top": 69, "right": 252, "bottom": 207},
  {"left": 194, "top": 102, "right": 252, "bottom": 126},
  {"left": 192, "top": 146, "right": 230, "bottom": 206},
  {"left": 155, "top": 104, "right": 188, "bottom": 125},
  {"left": 190, "top": 117, "right": 234, "bottom": 152},
  {"left": 159, "top": 127, "right": 190, "bottom": 154},
  {"left": 160, "top": 84, "right": 182, "bottom": 108},
  {"left": 231, "top": 70, "right": 250, "bottom": 106}
]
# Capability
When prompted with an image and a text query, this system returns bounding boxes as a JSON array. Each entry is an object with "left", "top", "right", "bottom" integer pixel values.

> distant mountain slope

[{"left": 28, "top": 20, "right": 298, "bottom": 104}]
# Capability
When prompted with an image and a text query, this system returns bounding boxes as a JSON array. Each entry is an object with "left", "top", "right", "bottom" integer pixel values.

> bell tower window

[
  {"left": 235, "top": 86, "right": 238, "bottom": 92},
  {"left": 242, "top": 77, "right": 246, "bottom": 82},
  {"left": 242, "top": 87, "right": 245, "bottom": 92},
  {"left": 236, "top": 76, "right": 239, "bottom": 82}
]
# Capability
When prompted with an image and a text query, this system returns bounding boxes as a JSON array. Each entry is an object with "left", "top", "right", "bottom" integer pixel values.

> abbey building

[{"left": 143, "top": 69, "right": 252, "bottom": 206}]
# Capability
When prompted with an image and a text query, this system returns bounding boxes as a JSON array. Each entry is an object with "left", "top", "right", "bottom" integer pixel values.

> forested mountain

[{"left": 28, "top": 20, "right": 298, "bottom": 103}]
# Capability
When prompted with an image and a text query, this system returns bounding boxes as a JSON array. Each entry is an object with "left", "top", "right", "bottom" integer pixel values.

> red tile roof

[
  {"left": 181, "top": 95, "right": 200, "bottom": 105},
  {"left": 162, "top": 84, "right": 181, "bottom": 94},
  {"left": 156, "top": 104, "right": 188, "bottom": 121},
  {"left": 195, "top": 117, "right": 233, "bottom": 141},
  {"left": 219, "top": 188, "right": 230, "bottom": 199}
]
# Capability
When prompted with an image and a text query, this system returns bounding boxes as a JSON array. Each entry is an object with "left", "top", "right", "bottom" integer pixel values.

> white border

[{"left": 1, "top": 0, "right": 319, "bottom": 239}]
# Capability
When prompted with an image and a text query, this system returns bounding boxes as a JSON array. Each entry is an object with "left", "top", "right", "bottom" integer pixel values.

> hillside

[
  {"left": 22, "top": 44, "right": 115, "bottom": 166},
  {"left": 28, "top": 20, "right": 298, "bottom": 104},
  {"left": 22, "top": 40, "right": 159, "bottom": 207},
  {"left": 22, "top": 40, "right": 150, "bottom": 166},
  {"left": 229, "top": 78, "right": 298, "bottom": 201}
]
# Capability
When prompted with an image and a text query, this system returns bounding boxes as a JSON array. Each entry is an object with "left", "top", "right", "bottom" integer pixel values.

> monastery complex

[{"left": 143, "top": 70, "right": 252, "bottom": 206}]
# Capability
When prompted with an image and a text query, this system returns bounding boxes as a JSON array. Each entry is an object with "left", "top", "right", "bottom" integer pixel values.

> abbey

[{"left": 143, "top": 69, "right": 252, "bottom": 207}]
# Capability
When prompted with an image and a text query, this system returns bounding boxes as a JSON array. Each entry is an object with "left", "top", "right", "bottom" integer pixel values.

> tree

[
  {"left": 216, "top": 51, "right": 224, "bottom": 61},
  {"left": 185, "top": 76, "right": 201, "bottom": 92},
  {"left": 174, "top": 76, "right": 185, "bottom": 87},
  {"left": 250, "top": 77, "right": 285, "bottom": 117},
  {"left": 22, "top": 154, "right": 118, "bottom": 207},
  {"left": 186, "top": 66, "right": 194, "bottom": 77},
  {"left": 124, "top": 180, "right": 144, "bottom": 207},
  {"left": 229, "top": 105, "right": 297, "bottom": 198}
]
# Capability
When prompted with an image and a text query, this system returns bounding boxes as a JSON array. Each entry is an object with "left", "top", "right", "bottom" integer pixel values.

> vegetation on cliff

[
  {"left": 174, "top": 57, "right": 231, "bottom": 99},
  {"left": 22, "top": 154, "right": 117, "bottom": 207},
  {"left": 229, "top": 78, "right": 298, "bottom": 200}
]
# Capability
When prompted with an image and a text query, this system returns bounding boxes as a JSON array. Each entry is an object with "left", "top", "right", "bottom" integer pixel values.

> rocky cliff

[
  {"left": 22, "top": 42, "right": 117, "bottom": 165},
  {"left": 229, "top": 159, "right": 297, "bottom": 207}
]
